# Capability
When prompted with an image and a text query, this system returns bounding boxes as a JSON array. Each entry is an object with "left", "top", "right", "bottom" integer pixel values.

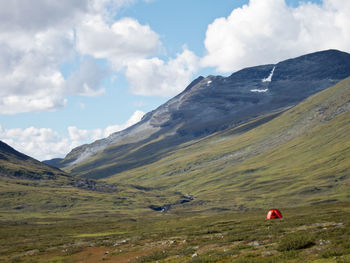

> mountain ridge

[
  {"left": 2, "top": 52, "right": 350, "bottom": 217},
  {"left": 53, "top": 49, "right": 350, "bottom": 179},
  {"left": 0, "top": 140, "right": 68, "bottom": 180},
  {"left": 104, "top": 76, "right": 350, "bottom": 210}
]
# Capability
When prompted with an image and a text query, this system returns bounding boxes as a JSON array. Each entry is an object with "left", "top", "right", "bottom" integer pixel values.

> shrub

[
  {"left": 320, "top": 247, "right": 350, "bottom": 259},
  {"left": 186, "top": 252, "right": 226, "bottom": 263},
  {"left": 136, "top": 250, "right": 169, "bottom": 262},
  {"left": 277, "top": 232, "right": 315, "bottom": 251}
]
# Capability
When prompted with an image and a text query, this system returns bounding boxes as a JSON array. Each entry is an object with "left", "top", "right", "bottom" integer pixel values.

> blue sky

[{"left": 0, "top": 0, "right": 349, "bottom": 160}]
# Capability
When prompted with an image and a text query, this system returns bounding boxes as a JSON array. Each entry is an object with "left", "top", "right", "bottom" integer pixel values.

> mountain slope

[
  {"left": 0, "top": 140, "right": 69, "bottom": 180},
  {"left": 104, "top": 77, "right": 350, "bottom": 210},
  {"left": 57, "top": 49, "right": 350, "bottom": 179},
  {"left": 0, "top": 141, "right": 190, "bottom": 218}
]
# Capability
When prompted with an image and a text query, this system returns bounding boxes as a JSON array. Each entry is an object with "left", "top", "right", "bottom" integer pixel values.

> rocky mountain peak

[{"left": 56, "top": 49, "right": 350, "bottom": 176}]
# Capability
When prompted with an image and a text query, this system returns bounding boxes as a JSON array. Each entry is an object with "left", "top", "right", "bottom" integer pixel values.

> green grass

[
  {"left": 101, "top": 77, "right": 350, "bottom": 211},
  {"left": 3, "top": 78, "right": 349, "bottom": 222},
  {"left": 0, "top": 175, "right": 189, "bottom": 220},
  {"left": 136, "top": 250, "right": 169, "bottom": 262},
  {"left": 0, "top": 202, "right": 349, "bottom": 262},
  {"left": 0, "top": 141, "right": 69, "bottom": 182},
  {"left": 1, "top": 77, "right": 350, "bottom": 263},
  {"left": 277, "top": 232, "right": 316, "bottom": 251},
  {"left": 75, "top": 231, "right": 127, "bottom": 238}
]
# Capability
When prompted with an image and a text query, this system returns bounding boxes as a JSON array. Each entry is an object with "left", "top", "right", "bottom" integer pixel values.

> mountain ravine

[{"left": 50, "top": 49, "right": 350, "bottom": 178}]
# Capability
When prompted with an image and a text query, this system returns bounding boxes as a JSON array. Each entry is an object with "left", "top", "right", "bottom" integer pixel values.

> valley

[{"left": 1, "top": 50, "right": 350, "bottom": 262}]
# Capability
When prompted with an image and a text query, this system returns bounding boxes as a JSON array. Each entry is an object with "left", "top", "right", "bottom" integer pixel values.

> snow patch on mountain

[
  {"left": 262, "top": 66, "right": 275, "bottom": 82},
  {"left": 251, "top": 89, "right": 269, "bottom": 93}
]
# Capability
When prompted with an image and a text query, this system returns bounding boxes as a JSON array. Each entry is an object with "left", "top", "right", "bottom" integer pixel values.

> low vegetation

[
  {"left": 0, "top": 202, "right": 349, "bottom": 262},
  {"left": 1, "top": 74, "right": 350, "bottom": 263},
  {"left": 104, "top": 77, "right": 350, "bottom": 211},
  {"left": 277, "top": 232, "right": 315, "bottom": 251}
]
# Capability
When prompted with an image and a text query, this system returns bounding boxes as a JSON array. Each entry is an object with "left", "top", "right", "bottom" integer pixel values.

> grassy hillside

[
  {"left": 0, "top": 170, "right": 191, "bottom": 220},
  {"left": 104, "top": 77, "right": 350, "bottom": 210},
  {"left": 3, "top": 78, "right": 350, "bottom": 219},
  {"left": 2, "top": 70, "right": 350, "bottom": 263},
  {"left": 0, "top": 141, "right": 187, "bottom": 219},
  {"left": 0, "top": 140, "right": 68, "bottom": 181},
  {"left": 62, "top": 49, "right": 350, "bottom": 179},
  {"left": 1, "top": 202, "right": 349, "bottom": 262},
  {"left": 63, "top": 110, "right": 285, "bottom": 179}
]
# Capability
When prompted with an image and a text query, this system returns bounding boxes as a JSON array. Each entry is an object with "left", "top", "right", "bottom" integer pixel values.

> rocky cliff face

[{"left": 58, "top": 50, "right": 350, "bottom": 178}]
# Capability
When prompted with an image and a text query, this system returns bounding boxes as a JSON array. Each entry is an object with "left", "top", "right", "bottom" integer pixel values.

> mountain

[
  {"left": 2, "top": 50, "right": 350, "bottom": 218},
  {"left": 56, "top": 49, "right": 350, "bottom": 179},
  {"left": 2, "top": 76, "right": 350, "bottom": 218},
  {"left": 0, "top": 141, "right": 145, "bottom": 217},
  {"left": 104, "top": 76, "right": 350, "bottom": 210},
  {"left": 0, "top": 140, "right": 68, "bottom": 180},
  {"left": 42, "top": 157, "right": 63, "bottom": 167}
]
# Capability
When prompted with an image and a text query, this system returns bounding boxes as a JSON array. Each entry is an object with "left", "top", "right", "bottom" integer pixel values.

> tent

[{"left": 266, "top": 209, "right": 282, "bottom": 219}]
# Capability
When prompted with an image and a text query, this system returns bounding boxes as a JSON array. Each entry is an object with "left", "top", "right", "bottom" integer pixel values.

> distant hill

[
  {"left": 0, "top": 140, "right": 68, "bottom": 180},
  {"left": 0, "top": 141, "right": 132, "bottom": 218},
  {"left": 55, "top": 49, "right": 350, "bottom": 179},
  {"left": 42, "top": 158, "right": 63, "bottom": 168}
]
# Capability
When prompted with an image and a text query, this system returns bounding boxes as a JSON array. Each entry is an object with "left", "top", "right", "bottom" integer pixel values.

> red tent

[{"left": 266, "top": 209, "right": 283, "bottom": 219}]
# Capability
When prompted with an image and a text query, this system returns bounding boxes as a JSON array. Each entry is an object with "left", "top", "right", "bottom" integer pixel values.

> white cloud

[
  {"left": 0, "top": 110, "right": 144, "bottom": 160},
  {"left": 75, "top": 13, "right": 200, "bottom": 97},
  {"left": 0, "top": 0, "right": 200, "bottom": 114},
  {"left": 66, "top": 57, "right": 106, "bottom": 96},
  {"left": 0, "top": 0, "right": 156, "bottom": 114},
  {"left": 67, "top": 126, "right": 103, "bottom": 149},
  {"left": 0, "top": 1, "right": 99, "bottom": 114},
  {"left": 0, "top": 0, "right": 88, "bottom": 31},
  {"left": 0, "top": 27, "right": 73, "bottom": 114},
  {"left": 0, "top": 125, "right": 70, "bottom": 161},
  {"left": 202, "top": 0, "right": 350, "bottom": 72},
  {"left": 104, "top": 110, "right": 144, "bottom": 136},
  {"left": 125, "top": 48, "right": 199, "bottom": 96},
  {"left": 76, "top": 15, "right": 161, "bottom": 69}
]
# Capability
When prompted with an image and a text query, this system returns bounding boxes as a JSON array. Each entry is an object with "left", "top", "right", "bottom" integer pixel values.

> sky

[{"left": 1, "top": 0, "right": 350, "bottom": 161}]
